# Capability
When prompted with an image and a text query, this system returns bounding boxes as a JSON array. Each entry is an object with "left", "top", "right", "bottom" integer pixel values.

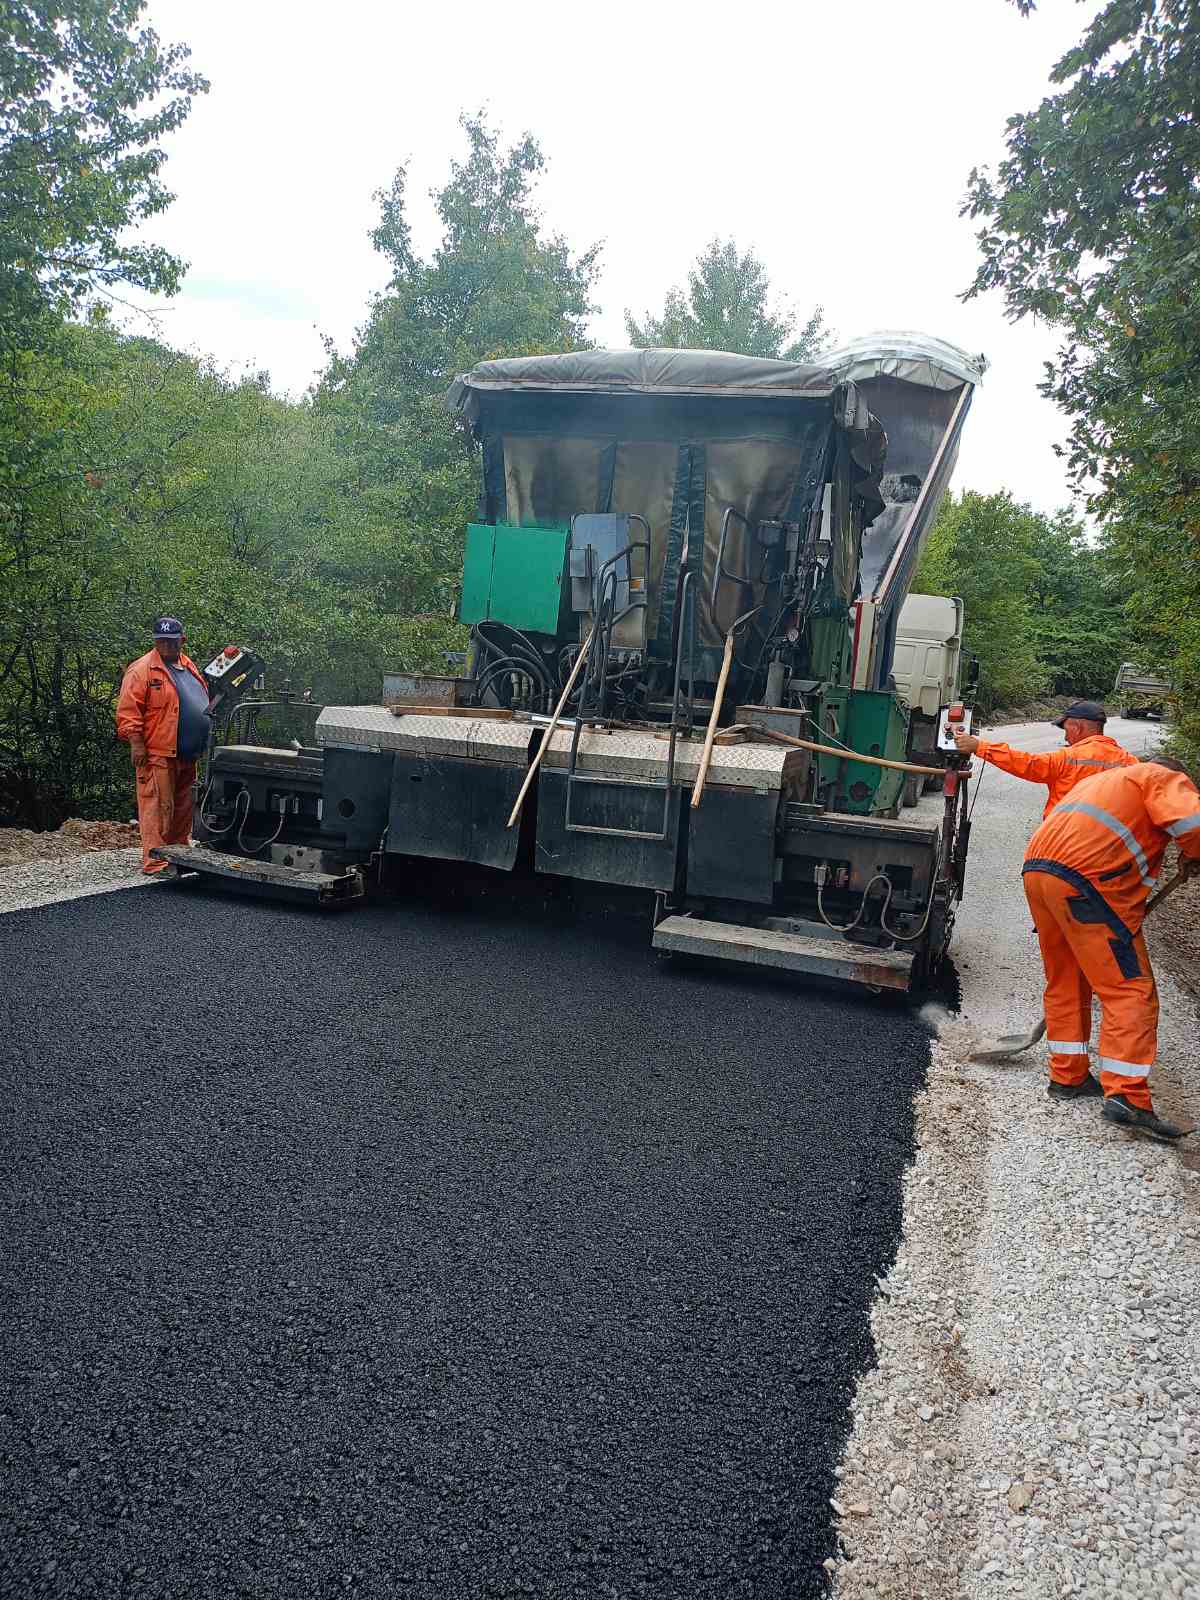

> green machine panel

[
  {"left": 816, "top": 688, "right": 910, "bottom": 815},
  {"left": 459, "top": 524, "right": 495, "bottom": 627},
  {"left": 459, "top": 523, "right": 569, "bottom": 635}
]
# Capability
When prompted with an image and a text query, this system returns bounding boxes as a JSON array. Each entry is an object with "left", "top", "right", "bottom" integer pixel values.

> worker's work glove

[
  {"left": 129, "top": 736, "right": 150, "bottom": 770},
  {"left": 953, "top": 732, "right": 980, "bottom": 756}
]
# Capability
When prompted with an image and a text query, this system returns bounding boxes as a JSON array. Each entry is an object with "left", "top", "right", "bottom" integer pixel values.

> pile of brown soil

[{"left": 0, "top": 818, "right": 140, "bottom": 869}]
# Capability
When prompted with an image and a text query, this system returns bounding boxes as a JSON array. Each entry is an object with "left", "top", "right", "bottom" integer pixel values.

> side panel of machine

[
  {"left": 320, "top": 746, "right": 393, "bottom": 857},
  {"left": 534, "top": 769, "right": 681, "bottom": 891},
  {"left": 779, "top": 810, "right": 941, "bottom": 915},
  {"left": 196, "top": 746, "right": 324, "bottom": 848},
  {"left": 686, "top": 787, "right": 779, "bottom": 904},
  {"left": 388, "top": 755, "right": 524, "bottom": 871}
]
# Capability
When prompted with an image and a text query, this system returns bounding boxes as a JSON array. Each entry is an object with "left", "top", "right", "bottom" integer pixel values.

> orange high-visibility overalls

[
  {"left": 1023, "top": 762, "right": 1200, "bottom": 1109},
  {"left": 116, "top": 649, "right": 210, "bottom": 872},
  {"left": 975, "top": 733, "right": 1138, "bottom": 819}
]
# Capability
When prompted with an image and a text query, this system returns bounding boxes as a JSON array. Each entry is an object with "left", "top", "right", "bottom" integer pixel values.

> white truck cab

[
  {"left": 891, "top": 594, "right": 964, "bottom": 719},
  {"left": 890, "top": 593, "right": 970, "bottom": 804}
]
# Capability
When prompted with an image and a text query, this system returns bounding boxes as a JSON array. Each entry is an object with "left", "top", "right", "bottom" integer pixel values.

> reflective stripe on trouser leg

[
  {"left": 1038, "top": 890, "right": 1158, "bottom": 1113},
  {"left": 1092, "top": 927, "right": 1157, "bottom": 1110},
  {"left": 1024, "top": 868, "right": 1159, "bottom": 1106},
  {"left": 1024, "top": 872, "right": 1092, "bottom": 1085}
]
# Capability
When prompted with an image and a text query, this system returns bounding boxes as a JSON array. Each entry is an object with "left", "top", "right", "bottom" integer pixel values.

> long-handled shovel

[{"left": 970, "top": 867, "right": 1192, "bottom": 1063}]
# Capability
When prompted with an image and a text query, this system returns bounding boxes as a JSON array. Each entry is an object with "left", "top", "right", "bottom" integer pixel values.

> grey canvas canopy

[
  {"left": 447, "top": 349, "right": 885, "bottom": 657},
  {"left": 818, "top": 333, "right": 986, "bottom": 395},
  {"left": 819, "top": 333, "right": 984, "bottom": 691},
  {"left": 447, "top": 347, "right": 851, "bottom": 413}
]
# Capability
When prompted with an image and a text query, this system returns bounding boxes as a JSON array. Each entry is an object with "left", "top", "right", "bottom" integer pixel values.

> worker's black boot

[
  {"left": 1047, "top": 1074, "right": 1103, "bottom": 1101},
  {"left": 1101, "top": 1095, "right": 1187, "bottom": 1143}
]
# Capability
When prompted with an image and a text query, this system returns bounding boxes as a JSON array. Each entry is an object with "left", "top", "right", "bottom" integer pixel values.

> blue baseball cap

[{"left": 153, "top": 616, "right": 184, "bottom": 638}]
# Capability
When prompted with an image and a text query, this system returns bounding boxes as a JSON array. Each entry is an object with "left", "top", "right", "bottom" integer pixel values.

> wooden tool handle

[
  {"left": 1146, "top": 868, "right": 1189, "bottom": 915},
  {"left": 746, "top": 722, "right": 946, "bottom": 779},
  {"left": 690, "top": 630, "right": 736, "bottom": 810},
  {"left": 506, "top": 628, "right": 595, "bottom": 829}
]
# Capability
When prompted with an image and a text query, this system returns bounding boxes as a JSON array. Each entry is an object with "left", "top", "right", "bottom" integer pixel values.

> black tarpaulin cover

[{"left": 447, "top": 349, "right": 887, "bottom": 654}]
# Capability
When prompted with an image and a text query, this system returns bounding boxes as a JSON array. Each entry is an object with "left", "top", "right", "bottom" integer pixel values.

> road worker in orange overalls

[
  {"left": 954, "top": 700, "right": 1137, "bottom": 818},
  {"left": 116, "top": 618, "right": 212, "bottom": 874},
  {"left": 1022, "top": 755, "right": 1200, "bottom": 1141}
]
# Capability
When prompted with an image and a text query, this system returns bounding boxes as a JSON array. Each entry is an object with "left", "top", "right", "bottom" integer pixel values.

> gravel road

[
  {"left": 0, "top": 846, "right": 146, "bottom": 914},
  {"left": 1, "top": 866, "right": 930, "bottom": 1599},
  {"left": 835, "top": 717, "right": 1200, "bottom": 1600}
]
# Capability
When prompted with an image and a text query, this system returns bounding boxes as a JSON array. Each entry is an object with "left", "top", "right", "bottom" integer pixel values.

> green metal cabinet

[
  {"left": 459, "top": 523, "right": 570, "bottom": 635},
  {"left": 816, "top": 688, "right": 910, "bottom": 815}
]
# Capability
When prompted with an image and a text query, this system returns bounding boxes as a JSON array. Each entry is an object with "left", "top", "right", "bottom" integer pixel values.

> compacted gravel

[
  {"left": 835, "top": 717, "right": 1200, "bottom": 1600},
  {"left": 0, "top": 879, "right": 930, "bottom": 1599},
  {"left": 0, "top": 846, "right": 145, "bottom": 914}
]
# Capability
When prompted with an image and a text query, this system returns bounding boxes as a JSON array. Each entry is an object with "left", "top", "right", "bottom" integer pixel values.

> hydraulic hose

[
  {"left": 814, "top": 863, "right": 941, "bottom": 944},
  {"left": 814, "top": 866, "right": 892, "bottom": 933},
  {"left": 201, "top": 786, "right": 250, "bottom": 838},
  {"left": 236, "top": 800, "right": 288, "bottom": 856}
]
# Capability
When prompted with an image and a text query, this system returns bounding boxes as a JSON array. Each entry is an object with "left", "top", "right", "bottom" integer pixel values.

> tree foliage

[
  {"left": 625, "top": 237, "right": 828, "bottom": 360},
  {"left": 1024, "top": 509, "right": 1128, "bottom": 699},
  {"left": 913, "top": 491, "right": 1131, "bottom": 714},
  {"left": 915, "top": 491, "right": 1048, "bottom": 713},
  {"left": 964, "top": 0, "right": 1200, "bottom": 754},
  {"left": 315, "top": 113, "right": 601, "bottom": 640},
  {"left": 0, "top": 1, "right": 207, "bottom": 334},
  {"left": 0, "top": 319, "right": 465, "bottom": 825},
  {"left": 0, "top": 104, "right": 604, "bottom": 825},
  {"left": 321, "top": 110, "right": 598, "bottom": 467}
]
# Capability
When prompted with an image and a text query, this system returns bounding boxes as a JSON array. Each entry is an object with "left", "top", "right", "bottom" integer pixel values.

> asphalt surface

[{"left": 0, "top": 883, "right": 930, "bottom": 1599}]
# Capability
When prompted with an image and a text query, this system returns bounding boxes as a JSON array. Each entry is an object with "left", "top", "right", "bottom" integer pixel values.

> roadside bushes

[{"left": 914, "top": 491, "right": 1130, "bottom": 715}]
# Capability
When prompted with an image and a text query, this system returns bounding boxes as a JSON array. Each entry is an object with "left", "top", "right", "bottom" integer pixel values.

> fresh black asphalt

[{"left": 0, "top": 883, "right": 930, "bottom": 1599}]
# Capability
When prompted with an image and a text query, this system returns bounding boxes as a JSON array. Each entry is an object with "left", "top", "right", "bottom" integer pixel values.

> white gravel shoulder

[
  {"left": 835, "top": 718, "right": 1200, "bottom": 1600},
  {"left": 0, "top": 846, "right": 151, "bottom": 915}
]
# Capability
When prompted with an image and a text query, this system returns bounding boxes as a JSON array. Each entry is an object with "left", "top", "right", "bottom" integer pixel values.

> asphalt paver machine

[{"left": 163, "top": 336, "right": 985, "bottom": 991}]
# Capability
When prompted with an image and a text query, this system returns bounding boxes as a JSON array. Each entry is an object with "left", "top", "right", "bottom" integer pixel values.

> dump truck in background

[
  {"left": 165, "top": 335, "right": 986, "bottom": 993},
  {"left": 1114, "top": 661, "right": 1172, "bottom": 720}
]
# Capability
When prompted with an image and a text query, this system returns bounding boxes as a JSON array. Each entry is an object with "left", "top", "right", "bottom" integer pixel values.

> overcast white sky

[{"left": 127, "top": 0, "right": 1098, "bottom": 514}]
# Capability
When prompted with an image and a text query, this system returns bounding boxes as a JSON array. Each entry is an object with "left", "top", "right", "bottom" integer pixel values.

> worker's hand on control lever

[{"left": 953, "top": 732, "right": 980, "bottom": 757}]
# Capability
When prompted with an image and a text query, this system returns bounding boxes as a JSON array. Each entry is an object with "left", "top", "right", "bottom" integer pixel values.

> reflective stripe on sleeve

[
  {"left": 1047, "top": 1040, "right": 1090, "bottom": 1054},
  {"left": 1166, "top": 813, "right": 1200, "bottom": 839},
  {"left": 1053, "top": 801, "right": 1158, "bottom": 888},
  {"left": 1097, "top": 1056, "right": 1152, "bottom": 1079}
]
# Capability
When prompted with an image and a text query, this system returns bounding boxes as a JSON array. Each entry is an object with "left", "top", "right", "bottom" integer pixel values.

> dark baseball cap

[
  {"left": 1053, "top": 700, "right": 1107, "bottom": 728},
  {"left": 153, "top": 616, "right": 184, "bottom": 638}
]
